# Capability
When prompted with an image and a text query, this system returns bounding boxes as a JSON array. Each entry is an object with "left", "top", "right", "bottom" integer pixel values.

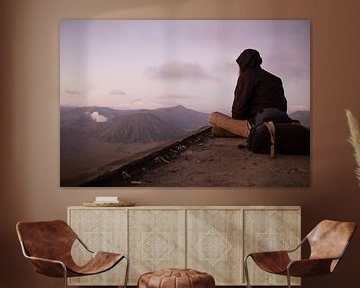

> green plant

[{"left": 345, "top": 109, "right": 360, "bottom": 186}]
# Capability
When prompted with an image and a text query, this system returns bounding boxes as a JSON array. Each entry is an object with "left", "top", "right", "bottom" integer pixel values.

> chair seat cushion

[{"left": 138, "top": 268, "right": 215, "bottom": 288}]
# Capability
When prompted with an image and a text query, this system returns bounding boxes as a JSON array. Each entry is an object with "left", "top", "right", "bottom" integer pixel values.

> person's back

[
  {"left": 209, "top": 48, "right": 288, "bottom": 138},
  {"left": 232, "top": 49, "right": 287, "bottom": 122}
]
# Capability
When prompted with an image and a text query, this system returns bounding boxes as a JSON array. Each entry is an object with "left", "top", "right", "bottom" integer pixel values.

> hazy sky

[{"left": 60, "top": 20, "right": 310, "bottom": 114}]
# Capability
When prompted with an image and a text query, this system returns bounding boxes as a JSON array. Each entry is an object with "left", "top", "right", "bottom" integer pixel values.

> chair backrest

[
  {"left": 16, "top": 220, "right": 77, "bottom": 261},
  {"left": 306, "top": 220, "right": 356, "bottom": 267}
]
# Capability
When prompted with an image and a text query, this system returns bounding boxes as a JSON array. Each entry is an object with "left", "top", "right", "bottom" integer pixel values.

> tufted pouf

[{"left": 138, "top": 268, "right": 215, "bottom": 288}]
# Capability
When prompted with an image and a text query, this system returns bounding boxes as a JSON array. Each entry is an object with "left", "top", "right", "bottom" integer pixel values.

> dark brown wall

[{"left": 1, "top": 0, "right": 360, "bottom": 287}]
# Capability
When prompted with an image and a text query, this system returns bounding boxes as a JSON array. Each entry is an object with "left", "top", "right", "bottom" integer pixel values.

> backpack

[{"left": 247, "top": 121, "right": 310, "bottom": 158}]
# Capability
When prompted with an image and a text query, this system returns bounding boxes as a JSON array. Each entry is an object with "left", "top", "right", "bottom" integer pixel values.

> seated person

[{"left": 209, "top": 49, "right": 287, "bottom": 138}]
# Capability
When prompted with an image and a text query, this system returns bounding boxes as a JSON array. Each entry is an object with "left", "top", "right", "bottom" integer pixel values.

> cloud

[
  {"left": 130, "top": 98, "right": 142, "bottom": 105},
  {"left": 113, "top": 99, "right": 145, "bottom": 110},
  {"left": 153, "top": 93, "right": 192, "bottom": 108},
  {"left": 159, "top": 94, "right": 190, "bottom": 101},
  {"left": 288, "top": 105, "right": 309, "bottom": 113},
  {"left": 108, "top": 89, "right": 127, "bottom": 96},
  {"left": 145, "top": 61, "right": 212, "bottom": 81},
  {"left": 65, "top": 89, "right": 86, "bottom": 97},
  {"left": 90, "top": 111, "right": 108, "bottom": 122}
]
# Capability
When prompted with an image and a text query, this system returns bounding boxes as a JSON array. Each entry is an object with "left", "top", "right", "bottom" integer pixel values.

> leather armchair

[
  {"left": 244, "top": 220, "right": 356, "bottom": 288},
  {"left": 16, "top": 220, "right": 129, "bottom": 288}
]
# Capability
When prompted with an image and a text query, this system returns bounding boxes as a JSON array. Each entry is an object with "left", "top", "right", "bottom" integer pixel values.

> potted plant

[{"left": 346, "top": 109, "right": 360, "bottom": 185}]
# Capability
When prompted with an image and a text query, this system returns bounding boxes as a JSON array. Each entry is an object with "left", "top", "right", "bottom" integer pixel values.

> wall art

[{"left": 60, "top": 20, "right": 310, "bottom": 187}]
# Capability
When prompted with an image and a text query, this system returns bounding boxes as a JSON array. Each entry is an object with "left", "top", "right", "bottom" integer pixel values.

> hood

[{"left": 236, "top": 49, "right": 262, "bottom": 72}]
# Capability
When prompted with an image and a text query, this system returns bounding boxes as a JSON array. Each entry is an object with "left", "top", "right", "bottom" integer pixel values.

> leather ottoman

[{"left": 138, "top": 268, "right": 215, "bottom": 288}]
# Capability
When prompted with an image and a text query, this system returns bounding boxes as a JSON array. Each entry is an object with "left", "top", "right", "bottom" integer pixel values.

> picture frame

[{"left": 60, "top": 20, "right": 310, "bottom": 187}]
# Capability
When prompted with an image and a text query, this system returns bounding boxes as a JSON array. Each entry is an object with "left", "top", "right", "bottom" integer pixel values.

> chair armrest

[
  {"left": 25, "top": 255, "right": 65, "bottom": 265},
  {"left": 246, "top": 251, "right": 292, "bottom": 274},
  {"left": 285, "top": 237, "right": 307, "bottom": 253},
  {"left": 25, "top": 255, "right": 67, "bottom": 277},
  {"left": 245, "top": 237, "right": 306, "bottom": 259},
  {"left": 287, "top": 258, "right": 335, "bottom": 277},
  {"left": 19, "top": 240, "right": 67, "bottom": 277},
  {"left": 247, "top": 250, "right": 290, "bottom": 258},
  {"left": 76, "top": 236, "right": 94, "bottom": 253}
]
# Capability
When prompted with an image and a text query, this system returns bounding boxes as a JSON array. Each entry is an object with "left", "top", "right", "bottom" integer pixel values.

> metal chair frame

[{"left": 244, "top": 236, "right": 350, "bottom": 288}]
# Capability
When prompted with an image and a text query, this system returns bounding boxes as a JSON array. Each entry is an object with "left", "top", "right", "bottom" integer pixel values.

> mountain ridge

[
  {"left": 61, "top": 105, "right": 209, "bottom": 144},
  {"left": 102, "top": 112, "right": 180, "bottom": 143}
]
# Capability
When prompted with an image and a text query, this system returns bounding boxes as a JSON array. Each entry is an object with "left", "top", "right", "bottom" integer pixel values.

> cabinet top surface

[{"left": 68, "top": 205, "right": 301, "bottom": 210}]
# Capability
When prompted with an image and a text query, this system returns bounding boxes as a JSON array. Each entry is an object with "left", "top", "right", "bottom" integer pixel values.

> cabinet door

[
  {"left": 68, "top": 208, "right": 127, "bottom": 286},
  {"left": 243, "top": 208, "right": 301, "bottom": 286},
  {"left": 187, "top": 209, "right": 243, "bottom": 285},
  {"left": 128, "top": 209, "right": 186, "bottom": 284}
]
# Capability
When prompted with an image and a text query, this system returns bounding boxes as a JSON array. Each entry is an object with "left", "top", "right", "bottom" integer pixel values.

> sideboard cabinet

[{"left": 67, "top": 206, "right": 301, "bottom": 286}]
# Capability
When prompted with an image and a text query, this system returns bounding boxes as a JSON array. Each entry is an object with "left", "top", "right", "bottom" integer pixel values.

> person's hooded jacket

[{"left": 232, "top": 49, "right": 287, "bottom": 121}]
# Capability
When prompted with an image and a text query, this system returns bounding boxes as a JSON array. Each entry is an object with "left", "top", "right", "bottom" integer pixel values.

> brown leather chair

[
  {"left": 16, "top": 220, "right": 129, "bottom": 288},
  {"left": 244, "top": 220, "right": 356, "bottom": 288}
]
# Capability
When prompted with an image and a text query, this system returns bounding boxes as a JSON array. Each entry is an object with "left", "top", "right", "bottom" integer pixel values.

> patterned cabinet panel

[
  {"left": 67, "top": 206, "right": 300, "bottom": 286},
  {"left": 243, "top": 208, "right": 301, "bottom": 286},
  {"left": 67, "top": 208, "right": 127, "bottom": 286},
  {"left": 187, "top": 209, "right": 243, "bottom": 285},
  {"left": 128, "top": 209, "right": 186, "bottom": 284}
]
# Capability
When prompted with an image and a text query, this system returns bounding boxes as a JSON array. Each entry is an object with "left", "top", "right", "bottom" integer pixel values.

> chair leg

[
  {"left": 61, "top": 264, "right": 68, "bottom": 288},
  {"left": 244, "top": 255, "right": 252, "bottom": 288},
  {"left": 286, "top": 269, "right": 292, "bottom": 288},
  {"left": 123, "top": 255, "right": 130, "bottom": 288}
]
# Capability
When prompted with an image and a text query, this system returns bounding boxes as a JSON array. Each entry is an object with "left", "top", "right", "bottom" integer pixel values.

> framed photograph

[{"left": 60, "top": 20, "right": 310, "bottom": 187}]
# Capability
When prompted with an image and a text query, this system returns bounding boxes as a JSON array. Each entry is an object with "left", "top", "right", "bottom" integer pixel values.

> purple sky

[{"left": 60, "top": 20, "right": 310, "bottom": 114}]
